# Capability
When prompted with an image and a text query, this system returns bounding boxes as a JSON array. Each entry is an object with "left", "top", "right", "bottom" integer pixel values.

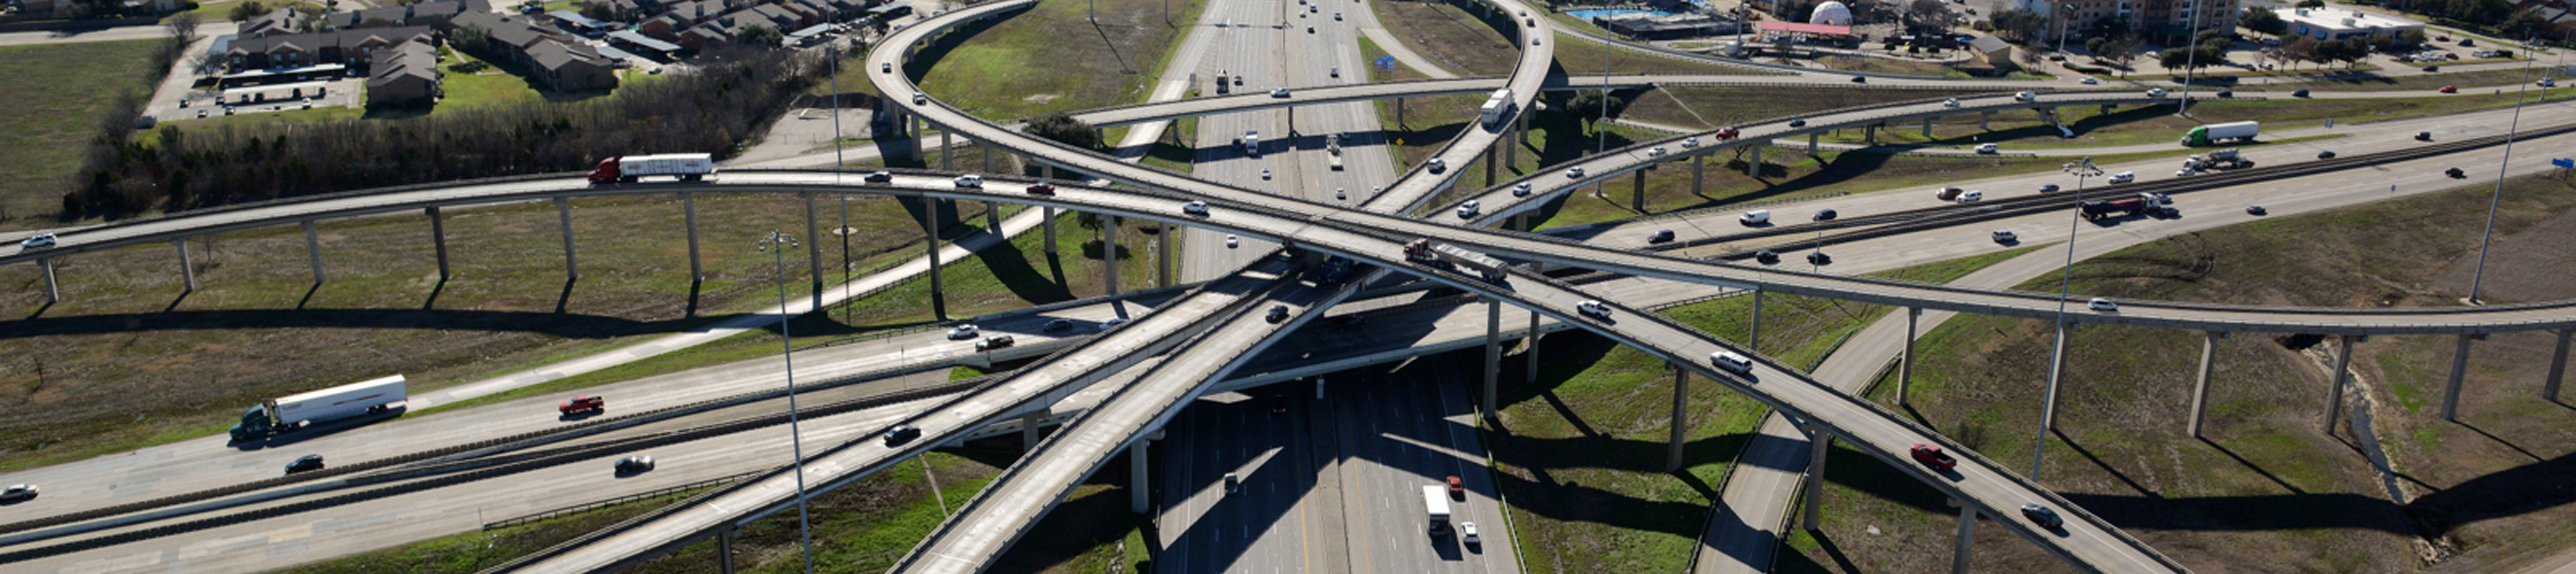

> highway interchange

[{"left": 7, "top": 0, "right": 2576, "bottom": 572}]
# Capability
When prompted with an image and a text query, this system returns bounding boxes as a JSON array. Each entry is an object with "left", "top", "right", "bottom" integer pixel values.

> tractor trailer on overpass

[
  {"left": 229, "top": 375, "right": 408, "bottom": 442},
  {"left": 588, "top": 154, "right": 715, "bottom": 184},
  {"left": 1405, "top": 239, "right": 1509, "bottom": 283},
  {"left": 1479, "top": 90, "right": 1515, "bottom": 126}
]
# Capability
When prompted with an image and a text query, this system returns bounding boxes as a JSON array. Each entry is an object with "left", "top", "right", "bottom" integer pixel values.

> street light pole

[
  {"left": 2032, "top": 158, "right": 2098, "bottom": 481},
  {"left": 2466, "top": 37, "right": 2540, "bottom": 305},
  {"left": 830, "top": 39, "right": 852, "bottom": 324},
  {"left": 2176, "top": 0, "right": 2202, "bottom": 116},
  {"left": 756, "top": 231, "right": 818, "bottom": 574}
]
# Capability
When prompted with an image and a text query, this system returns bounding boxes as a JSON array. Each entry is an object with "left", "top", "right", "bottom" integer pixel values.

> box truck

[
  {"left": 1479, "top": 89, "right": 1514, "bottom": 126},
  {"left": 588, "top": 154, "right": 715, "bottom": 184},
  {"left": 2179, "top": 122, "right": 2259, "bottom": 146},
  {"left": 229, "top": 375, "right": 408, "bottom": 442},
  {"left": 1422, "top": 484, "right": 1453, "bottom": 535}
]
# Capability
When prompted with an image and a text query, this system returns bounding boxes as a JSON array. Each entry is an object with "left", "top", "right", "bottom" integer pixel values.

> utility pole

[
  {"left": 755, "top": 232, "right": 818, "bottom": 574},
  {"left": 2468, "top": 36, "right": 2542, "bottom": 305}
]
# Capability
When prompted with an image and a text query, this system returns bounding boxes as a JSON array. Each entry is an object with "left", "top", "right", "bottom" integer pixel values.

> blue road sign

[
  {"left": 1375, "top": 55, "right": 1396, "bottom": 70},
  {"left": 2553, "top": 158, "right": 2573, "bottom": 169}
]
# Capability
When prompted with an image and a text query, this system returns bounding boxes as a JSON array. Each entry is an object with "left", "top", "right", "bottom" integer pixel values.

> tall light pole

[
  {"left": 2056, "top": 2, "right": 2073, "bottom": 55},
  {"left": 755, "top": 231, "right": 818, "bottom": 574},
  {"left": 2176, "top": 0, "right": 2203, "bottom": 116},
  {"left": 2466, "top": 37, "right": 2541, "bottom": 305},
  {"left": 2032, "top": 157, "right": 2099, "bottom": 481},
  {"left": 1593, "top": 33, "right": 1612, "bottom": 198},
  {"left": 830, "top": 37, "right": 853, "bottom": 324}
]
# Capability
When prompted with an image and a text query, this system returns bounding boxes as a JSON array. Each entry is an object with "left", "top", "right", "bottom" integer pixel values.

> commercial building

[
  {"left": 2017, "top": 0, "right": 2240, "bottom": 43},
  {"left": 2275, "top": 7, "right": 2426, "bottom": 41}
]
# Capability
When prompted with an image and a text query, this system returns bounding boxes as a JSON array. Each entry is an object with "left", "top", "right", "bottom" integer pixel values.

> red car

[
  {"left": 1446, "top": 476, "right": 1465, "bottom": 499},
  {"left": 560, "top": 395, "right": 605, "bottom": 414},
  {"left": 1909, "top": 444, "right": 1957, "bottom": 471},
  {"left": 1025, "top": 183, "right": 1056, "bottom": 195},
  {"left": 1715, "top": 126, "right": 1741, "bottom": 140},
  {"left": 2438, "top": 86, "right": 2458, "bottom": 93}
]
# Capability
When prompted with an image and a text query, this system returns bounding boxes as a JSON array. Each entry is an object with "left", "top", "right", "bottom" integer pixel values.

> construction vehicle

[
  {"left": 1404, "top": 239, "right": 1509, "bottom": 283},
  {"left": 2181, "top": 149, "right": 2253, "bottom": 171},
  {"left": 229, "top": 376, "right": 407, "bottom": 442}
]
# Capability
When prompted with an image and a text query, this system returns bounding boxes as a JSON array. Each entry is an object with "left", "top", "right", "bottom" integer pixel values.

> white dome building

[{"left": 1809, "top": 1, "right": 1853, "bottom": 25}]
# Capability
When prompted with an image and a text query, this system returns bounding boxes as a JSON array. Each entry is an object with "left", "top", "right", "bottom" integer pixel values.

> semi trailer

[
  {"left": 1404, "top": 239, "right": 1509, "bottom": 282},
  {"left": 587, "top": 154, "right": 715, "bottom": 184},
  {"left": 1478, "top": 89, "right": 1515, "bottom": 126},
  {"left": 2179, "top": 122, "right": 2259, "bottom": 146},
  {"left": 229, "top": 375, "right": 408, "bottom": 442}
]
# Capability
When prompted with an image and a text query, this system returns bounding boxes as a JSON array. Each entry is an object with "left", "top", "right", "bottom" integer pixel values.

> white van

[
  {"left": 1739, "top": 209, "right": 1771, "bottom": 226},
  {"left": 2107, "top": 171, "right": 2137, "bottom": 184}
]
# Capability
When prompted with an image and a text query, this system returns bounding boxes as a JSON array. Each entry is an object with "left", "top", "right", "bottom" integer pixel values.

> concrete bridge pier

[
  {"left": 1157, "top": 223, "right": 1172, "bottom": 287},
  {"left": 2547, "top": 329, "right": 2570, "bottom": 402},
  {"left": 2323, "top": 335, "right": 2364, "bottom": 434},
  {"left": 303, "top": 220, "right": 326, "bottom": 285},
  {"left": 1863, "top": 124, "right": 1878, "bottom": 144},
  {"left": 1800, "top": 422, "right": 1829, "bottom": 531},
  {"left": 716, "top": 526, "right": 736, "bottom": 574},
  {"left": 1921, "top": 117, "right": 1933, "bottom": 138},
  {"left": 39, "top": 258, "right": 58, "bottom": 304},
  {"left": 1525, "top": 306, "right": 1541, "bottom": 386},
  {"left": 1105, "top": 215, "right": 1121, "bottom": 297},
  {"left": 2034, "top": 320, "right": 2071, "bottom": 479},
  {"left": 1745, "top": 144, "right": 1762, "bottom": 177},
  {"left": 1483, "top": 298, "right": 1502, "bottom": 419},
  {"left": 174, "top": 238, "right": 197, "bottom": 293},
  {"left": 2189, "top": 332, "right": 2226, "bottom": 438},
  {"left": 1979, "top": 111, "right": 1994, "bottom": 130},
  {"left": 1041, "top": 164, "right": 1059, "bottom": 255},
  {"left": 1395, "top": 97, "right": 1405, "bottom": 128},
  {"left": 1022, "top": 409, "right": 1045, "bottom": 451},
  {"left": 805, "top": 195, "right": 824, "bottom": 309},
  {"left": 1631, "top": 170, "right": 1647, "bottom": 211},
  {"left": 1689, "top": 155, "right": 1705, "bottom": 197},
  {"left": 988, "top": 200, "right": 1003, "bottom": 234},
  {"left": 421, "top": 208, "right": 452, "bottom": 283},
  {"left": 1950, "top": 502, "right": 1977, "bottom": 574},
  {"left": 1897, "top": 307, "right": 1920, "bottom": 405},
  {"left": 1665, "top": 362, "right": 1689, "bottom": 471},
  {"left": 981, "top": 137, "right": 993, "bottom": 173},
  {"left": 1484, "top": 145, "right": 1497, "bottom": 187},
  {"left": 1129, "top": 439, "right": 1152, "bottom": 514},
  {"left": 1807, "top": 132, "right": 1818, "bottom": 155},
  {"left": 940, "top": 128, "right": 954, "bottom": 171},
  {"left": 2443, "top": 334, "right": 2488, "bottom": 421},
  {"left": 556, "top": 197, "right": 579, "bottom": 281},
  {"left": 1748, "top": 287, "right": 1763, "bottom": 350},
  {"left": 924, "top": 198, "right": 947, "bottom": 319},
  {"left": 1507, "top": 112, "right": 1525, "bottom": 165},
  {"left": 681, "top": 194, "right": 702, "bottom": 284}
]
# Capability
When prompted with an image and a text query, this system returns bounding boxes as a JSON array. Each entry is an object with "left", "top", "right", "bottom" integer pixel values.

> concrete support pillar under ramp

[
  {"left": 1745, "top": 143, "right": 1762, "bottom": 178},
  {"left": 1689, "top": 154, "right": 1705, "bottom": 197},
  {"left": 1129, "top": 439, "right": 1151, "bottom": 514},
  {"left": 682, "top": 193, "right": 702, "bottom": 282},
  {"left": 1157, "top": 224, "right": 1172, "bottom": 287},
  {"left": 174, "top": 238, "right": 196, "bottom": 293},
  {"left": 940, "top": 128, "right": 953, "bottom": 171},
  {"left": 1396, "top": 97, "right": 1405, "bottom": 128},
  {"left": 924, "top": 198, "right": 947, "bottom": 319},
  {"left": 2324, "top": 335, "right": 2364, "bottom": 434},
  {"left": 1980, "top": 111, "right": 1994, "bottom": 130},
  {"left": 2443, "top": 334, "right": 2486, "bottom": 421},
  {"left": 1631, "top": 170, "right": 1647, "bottom": 211},
  {"left": 1950, "top": 502, "right": 1977, "bottom": 574},
  {"left": 804, "top": 194, "right": 825, "bottom": 310},
  {"left": 2033, "top": 319, "right": 2071, "bottom": 479},
  {"left": 1897, "top": 306, "right": 1919, "bottom": 405},
  {"left": 1748, "top": 287, "right": 1763, "bottom": 350},
  {"left": 2548, "top": 329, "right": 2571, "bottom": 403},
  {"left": 39, "top": 257, "right": 58, "bottom": 305},
  {"left": 303, "top": 220, "right": 326, "bottom": 285},
  {"left": 1922, "top": 117, "right": 1933, "bottom": 138},
  {"left": 2190, "top": 332, "right": 2226, "bottom": 439},
  {"left": 1041, "top": 165, "right": 1058, "bottom": 255},
  {"left": 1484, "top": 145, "right": 1497, "bottom": 187},
  {"left": 1666, "top": 362, "right": 1688, "bottom": 472},
  {"left": 428, "top": 206, "right": 451, "bottom": 282},
  {"left": 556, "top": 197, "right": 578, "bottom": 281},
  {"left": 1506, "top": 112, "right": 1523, "bottom": 165},
  {"left": 1807, "top": 132, "right": 1818, "bottom": 155},
  {"left": 717, "top": 526, "right": 736, "bottom": 574},
  {"left": 1525, "top": 306, "right": 1541, "bottom": 386},
  {"left": 1863, "top": 124, "right": 1877, "bottom": 144},
  {"left": 1483, "top": 298, "right": 1502, "bottom": 419},
  {"left": 1105, "top": 215, "right": 1121, "bottom": 298},
  {"left": 1800, "top": 422, "right": 1829, "bottom": 531},
  {"left": 987, "top": 201, "right": 1002, "bottom": 234},
  {"left": 1022, "top": 409, "right": 1044, "bottom": 451}
]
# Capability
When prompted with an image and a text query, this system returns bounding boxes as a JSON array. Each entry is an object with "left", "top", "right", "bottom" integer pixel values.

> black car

[
  {"left": 1266, "top": 305, "right": 1290, "bottom": 323},
  {"left": 2215, "top": 90, "right": 2234, "bottom": 98},
  {"left": 2246, "top": 205, "right": 2269, "bottom": 215},
  {"left": 2447, "top": 167, "right": 2467, "bottom": 178},
  {"left": 863, "top": 170, "right": 893, "bottom": 183},
  {"left": 2316, "top": 150, "right": 2337, "bottom": 160},
  {"left": 2418, "top": 131, "right": 2434, "bottom": 141},
  {"left": 2038, "top": 183, "right": 2061, "bottom": 193},
  {"left": 1850, "top": 75, "right": 1866, "bottom": 83},
  {"left": 1648, "top": 229, "right": 1676, "bottom": 244},
  {"left": 1754, "top": 250, "right": 1780, "bottom": 265},
  {"left": 884, "top": 424, "right": 922, "bottom": 447},
  {"left": 1806, "top": 251, "right": 1831, "bottom": 266},
  {"left": 1043, "top": 318, "right": 1074, "bottom": 332},
  {"left": 1787, "top": 119, "right": 1808, "bottom": 127},
  {"left": 2020, "top": 503, "right": 2065, "bottom": 529},
  {"left": 2292, "top": 89, "right": 2311, "bottom": 98},
  {"left": 1812, "top": 208, "right": 1837, "bottom": 222},
  {"left": 285, "top": 455, "right": 326, "bottom": 475},
  {"left": 614, "top": 455, "right": 656, "bottom": 474}
]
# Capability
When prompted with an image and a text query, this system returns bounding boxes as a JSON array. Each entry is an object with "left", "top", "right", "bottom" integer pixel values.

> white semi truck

[
  {"left": 587, "top": 153, "right": 715, "bottom": 184},
  {"left": 1478, "top": 89, "right": 1515, "bottom": 126},
  {"left": 229, "top": 375, "right": 408, "bottom": 442},
  {"left": 1421, "top": 484, "right": 1453, "bottom": 536}
]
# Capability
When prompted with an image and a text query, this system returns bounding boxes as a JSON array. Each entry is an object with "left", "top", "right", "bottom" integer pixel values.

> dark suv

[{"left": 285, "top": 455, "right": 327, "bottom": 475}]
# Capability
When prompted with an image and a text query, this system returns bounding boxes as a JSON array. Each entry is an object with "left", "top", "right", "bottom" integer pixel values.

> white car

[
  {"left": 1565, "top": 166, "right": 1585, "bottom": 178},
  {"left": 0, "top": 484, "right": 35, "bottom": 502},
  {"left": 2079, "top": 77, "right": 2100, "bottom": 85},
  {"left": 1943, "top": 98, "right": 1961, "bottom": 107},
  {"left": 1992, "top": 230, "right": 2018, "bottom": 243},
  {"left": 1461, "top": 521, "right": 1481, "bottom": 546},
  {"left": 2145, "top": 89, "right": 2169, "bottom": 97},
  {"left": 1710, "top": 351, "right": 1753, "bottom": 374},
  {"left": 1182, "top": 200, "right": 1211, "bottom": 216},
  {"left": 2106, "top": 171, "right": 2137, "bottom": 184},
  {"left": 1956, "top": 191, "right": 1983, "bottom": 201},
  {"left": 1512, "top": 182, "right": 1532, "bottom": 197},
  {"left": 1261, "top": 168, "right": 1271, "bottom": 179},
  {"left": 1226, "top": 234, "right": 1239, "bottom": 248},
  {"left": 953, "top": 174, "right": 983, "bottom": 188},
  {"left": 1576, "top": 300, "right": 1612, "bottom": 319},
  {"left": 1270, "top": 88, "right": 1292, "bottom": 97},
  {"left": 1681, "top": 136, "right": 1701, "bottom": 148},
  {"left": 2014, "top": 90, "right": 2036, "bottom": 101},
  {"left": 947, "top": 324, "right": 980, "bottom": 340},
  {"left": 1647, "top": 146, "right": 1667, "bottom": 158},
  {"left": 19, "top": 233, "right": 57, "bottom": 249},
  {"left": 1974, "top": 143, "right": 1999, "bottom": 154},
  {"left": 1456, "top": 199, "right": 1480, "bottom": 219},
  {"left": 2088, "top": 298, "right": 2119, "bottom": 312}
]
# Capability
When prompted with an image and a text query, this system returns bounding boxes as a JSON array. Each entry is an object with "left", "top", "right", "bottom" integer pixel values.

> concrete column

[
  {"left": 1105, "top": 215, "right": 1121, "bottom": 297},
  {"left": 1863, "top": 124, "right": 1877, "bottom": 144},
  {"left": 1979, "top": 111, "right": 1993, "bottom": 130},
  {"left": 427, "top": 206, "right": 450, "bottom": 281},
  {"left": 1897, "top": 307, "right": 1919, "bottom": 405},
  {"left": 2189, "top": 332, "right": 2223, "bottom": 438},
  {"left": 555, "top": 197, "right": 578, "bottom": 281},
  {"left": 1022, "top": 409, "right": 1044, "bottom": 451},
  {"left": 2039, "top": 320, "right": 2070, "bottom": 428},
  {"left": 1043, "top": 207, "right": 1059, "bottom": 254},
  {"left": 717, "top": 526, "right": 736, "bottom": 574},
  {"left": 1666, "top": 363, "right": 1689, "bottom": 472},
  {"left": 174, "top": 238, "right": 196, "bottom": 293},
  {"left": 1689, "top": 155, "right": 1705, "bottom": 197},
  {"left": 940, "top": 127, "right": 954, "bottom": 171},
  {"left": 1525, "top": 307, "right": 1541, "bottom": 386},
  {"left": 2547, "top": 329, "right": 2570, "bottom": 402},
  {"left": 682, "top": 194, "right": 702, "bottom": 283},
  {"left": 2443, "top": 334, "right": 2482, "bottom": 421},
  {"left": 2323, "top": 335, "right": 2360, "bottom": 434},
  {"left": 39, "top": 258, "right": 58, "bottom": 304},
  {"left": 925, "top": 199, "right": 946, "bottom": 318},
  {"left": 1157, "top": 224, "right": 1172, "bottom": 287},
  {"left": 980, "top": 137, "right": 992, "bottom": 172},
  {"left": 1745, "top": 144, "right": 1762, "bottom": 177},
  {"left": 1748, "top": 287, "right": 1763, "bottom": 351},
  {"left": 1807, "top": 132, "right": 1818, "bottom": 155},
  {"left": 1950, "top": 504, "right": 1977, "bottom": 574},
  {"left": 1483, "top": 299, "right": 1502, "bottom": 419},
  {"left": 805, "top": 194, "right": 824, "bottom": 309},
  {"left": 1129, "top": 440, "right": 1150, "bottom": 514},
  {"left": 987, "top": 201, "right": 1002, "bottom": 234},
  {"left": 302, "top": 220, "right": 326, "bottom": 284},
  {"left": 1484, "top": 145, "right": 1497, "bottom": 187},
  {"left": 1631, "top": 170, "right": 1647, "bottom": 211},
  {"left": 1801, "top": 423, "right": 1828, "bottom": 531},
  {"left": 1506, "top": 113, "right": 1523, "bottom": 165},
  {"left": 1396, "top": 97, "right": 1405, "bottom": 128},
  {"left": 1921, "top": 117, "right": 1934, "bottom": 137}
]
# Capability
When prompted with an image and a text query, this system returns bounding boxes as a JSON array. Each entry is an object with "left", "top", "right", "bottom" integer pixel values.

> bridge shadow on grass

[{"left": 973, "top": 237, "right": 1077, "bottom": 306}]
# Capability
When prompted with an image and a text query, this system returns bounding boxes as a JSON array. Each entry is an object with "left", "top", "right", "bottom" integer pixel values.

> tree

[
  {"left": 2240, "top": 7, "right": 2286, "bottom": 36},
  {"left": 1903, "top": 0, "right": 1962, "bottom": 31},
  {"left": 2398, "top": 28, "right": 2429, "bottom": 47},
  {"left": 1027, "top": 112, "right": 1101, "bottom": 150},
  {"left": 2294, "top": 0, "right": 2322, "bottom": 7},
  {"left": 735, "top": 24, "right": 783, "bottom": 49},
  {"left": 2095, "top": 34, "right": 2141, "bottom": 70},
  {"left": 2281, "top": 37, "right": 2319, "bottom": 69},
  {"left": 2503, "top": 9, "right": 2551, "bottom": 37},
  {"left": 1565, "top": 90, "right": 1627, "bottom": 133},
  {"left": 2157, "top": 44, "right": 2226, "bottom": 71},
  {"left": 579, "top": 0, "right": 616, "bottom": 21},
  {"left": 1990, "top": 8, "right": 2046, "bottom": 43},
  {"left": 166, "top": 13, "right": 202, "bottom": 44},
  {"left": 2317, "top": 38, "right": 2370, "bottom": 68},
  {"left": 226, "top": 0, "right": 269, "bottom": 21},
  {"left": 450, "top": 24, "right": 494, "bottom": 56}
]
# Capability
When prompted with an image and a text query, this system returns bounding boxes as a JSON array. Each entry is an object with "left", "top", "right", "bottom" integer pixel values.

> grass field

[
  {"left": 1496, "top": 248, "right": 2035, "bottom": 573},
  {"left": 0, "top": 39, "right": 164, "bottom": 227},
  {"left": 1776, "top": 173, "right": 2576, "bottom": 573},
  {"left": 270, "top": 485, "right": 702, "bottom": 574},
  {"left": 1824, "top": 90, "right": 2576, "bottom": 150},
  {"left": 911, "top": 0, "right": 1207, "bottom": 121}
]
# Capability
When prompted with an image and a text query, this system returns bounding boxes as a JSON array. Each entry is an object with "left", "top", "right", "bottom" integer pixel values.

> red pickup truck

[{"left": 560, "top": 395, "right": 605, "bottom": 414}]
